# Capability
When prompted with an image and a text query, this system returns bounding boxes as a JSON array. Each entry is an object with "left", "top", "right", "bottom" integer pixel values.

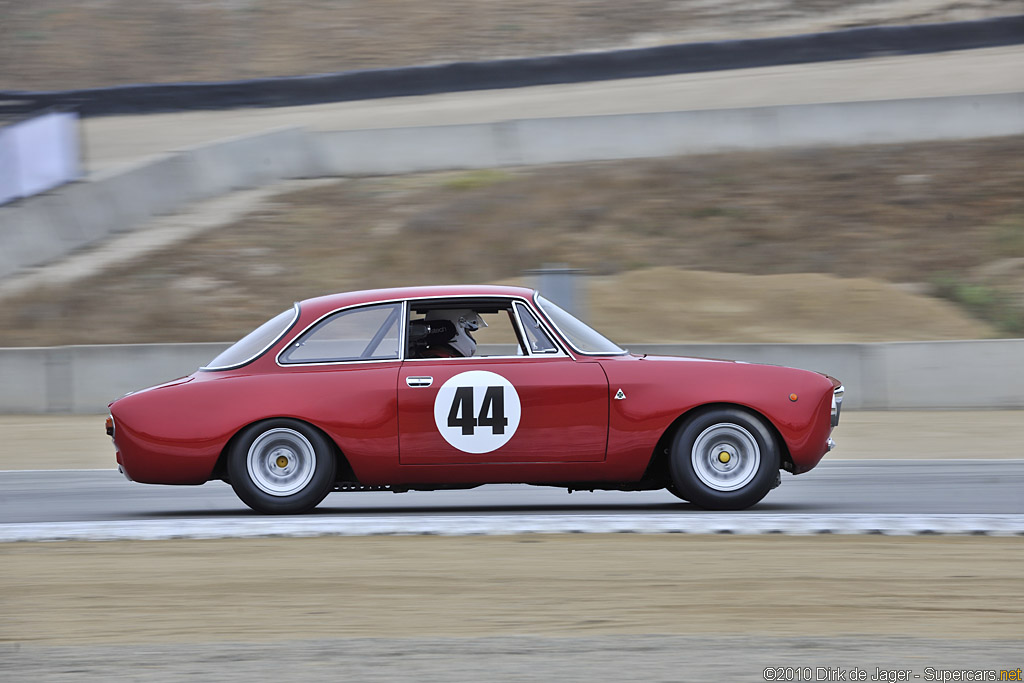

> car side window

[
  {"left": 515, "top": 303, "right": 559, "bottom": 354},
  {"left": 280, "top": 303, "right": 402, "bottom": 364},
  {"left": 406, "top": 299, "right": 529, "bottom": 359}
]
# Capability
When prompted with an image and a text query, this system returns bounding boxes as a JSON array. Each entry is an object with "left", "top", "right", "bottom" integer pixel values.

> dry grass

[
  {"left": 1, "top": 0, "right": 1018, "bottom": 90},
  {"left": 1, "top": 136, "right": 1022, "bottom": 346}
]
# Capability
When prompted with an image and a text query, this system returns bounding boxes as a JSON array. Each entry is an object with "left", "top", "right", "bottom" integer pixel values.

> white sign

[
  {"left": 433, "top": 370, "right": 522, "bottom": 453},
  {"left": 0, "top": 111, "right": 81, "bottom": 206}
]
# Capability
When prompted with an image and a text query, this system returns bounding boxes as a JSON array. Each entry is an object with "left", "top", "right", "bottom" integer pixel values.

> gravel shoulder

[
  {"left": 2, "top": 411, "right": 1022, "bottom": 472},
  {"left": 2, "top": 535, "right": 1022, "bottom": 646},
  {"left": 5, "top": 635, "right": 1023, "bottom": 683}
]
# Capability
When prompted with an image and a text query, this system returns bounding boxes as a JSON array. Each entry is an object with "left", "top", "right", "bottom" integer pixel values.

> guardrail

[
  {"left": 3, "top": 92, "right": 1022, "bottom": 281},
  {"left": 2, "top": 15, "right": 1022, "bottom": 116},
  {"left": 2, "top": 339, "right": 1022, "bottom": 413}
]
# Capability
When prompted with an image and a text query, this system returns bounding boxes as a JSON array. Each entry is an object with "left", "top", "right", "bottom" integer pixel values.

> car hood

[
  {"left": 635, "top": 353, "right": 738, "bottom": 364},
  {"left": 630, "top": 353, "right": 836, "bottom": 384}
]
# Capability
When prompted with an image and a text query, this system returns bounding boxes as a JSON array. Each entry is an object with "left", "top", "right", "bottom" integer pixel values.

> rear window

[
  {"left": 203, "top": 305, "right": 299, "bottom": 370},
  {"left": 280, "top": 303, "right": 402, "bottom": 364}
]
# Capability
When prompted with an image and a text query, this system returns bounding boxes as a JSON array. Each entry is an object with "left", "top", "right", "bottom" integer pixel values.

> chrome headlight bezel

[{"left": 831, "top": 385, "right": 844, "bottom": 428}]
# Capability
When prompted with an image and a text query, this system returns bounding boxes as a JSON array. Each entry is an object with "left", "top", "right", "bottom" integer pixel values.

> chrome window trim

[
  {"left": 513, "top": 301, "right": 562, "bottom": 357},
  {"left": 201, "top": 303, "right": 301, "bottom": 372},
  {"left": 273, "top": 357, "right": 406, "bottom": 368},
  {"left": 403, "top": 293, "right": 570, "bottom": 360},
  {"left": 277, "top": 294, "right": 571, "bottom": 367},
  {"left": 508, "top": 304, "right": 531, "bottom": 357},
  {"left": 399, "top": 299, "right": 408, "bottom": 362},
  {"left": 514, "top": 294, "right": 571, "bottom": 358},
  {"left": 533, "top": 292, "right": 628, "bottom": 357},
  {"left": 402, "top": 355, "right": 568, "bottom": 363},
  {"left": 276, "top": 301, "right": 406, "bottom": 366}
]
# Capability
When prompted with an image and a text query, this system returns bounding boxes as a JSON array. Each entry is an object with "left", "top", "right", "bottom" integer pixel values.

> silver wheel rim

[
  {"left": 691, "top": 423, "right": 760, "bottom": 492},
  {"left": 246, "top": 428, "right": 316, "bottom": 497}
]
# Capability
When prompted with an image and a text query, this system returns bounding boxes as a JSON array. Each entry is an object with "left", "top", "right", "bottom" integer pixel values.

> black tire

[
  {"left": 668, "top": 407, "right": 780, "bottom": 510},
  {"left": 227, "top": 419, "right": 336, "bottom": 514},
  {"left": 664, "top": 484, "right": 688, "bottom": 502}
]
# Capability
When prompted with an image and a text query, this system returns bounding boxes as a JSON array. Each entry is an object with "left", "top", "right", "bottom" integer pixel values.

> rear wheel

[
  {"left": 228, "top": 419, "right": 336, "bottom": 514},
  {"left": 668, "top": 407, "right": 779, "bottom": 510}
]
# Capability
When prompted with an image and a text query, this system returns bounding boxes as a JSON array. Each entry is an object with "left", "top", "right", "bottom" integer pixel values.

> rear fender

[{"left": 212, "top": 418, "right": 357, "bottom": 484}]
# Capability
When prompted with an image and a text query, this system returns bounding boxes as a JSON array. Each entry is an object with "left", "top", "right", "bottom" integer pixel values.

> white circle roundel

[{"left": 433, "top": 370, "right": 522, "bottom": 453}]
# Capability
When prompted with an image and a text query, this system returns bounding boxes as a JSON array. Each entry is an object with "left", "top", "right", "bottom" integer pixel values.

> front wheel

[
  {"left": 228, "top": 419, "right": 336, "bottom": 514},
  {"left": 668, "top": 408, "right": 780, "bottom": 510}
]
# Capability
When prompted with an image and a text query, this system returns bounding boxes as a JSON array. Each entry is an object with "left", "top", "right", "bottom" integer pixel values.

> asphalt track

[{"left": 3, "top": 460, "right": 1023, "bottom": 525}]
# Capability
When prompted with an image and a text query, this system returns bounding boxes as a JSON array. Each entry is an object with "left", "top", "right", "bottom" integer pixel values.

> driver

[{"left": 423, "top": 309, "right": 487, "bottom": 357}]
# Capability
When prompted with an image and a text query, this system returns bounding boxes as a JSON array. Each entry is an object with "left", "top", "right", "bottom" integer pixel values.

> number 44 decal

[
  {"left": 447, "top": 386, "right": 508, "bottom": 436},
  {"left": 432, "top": 370, "right": 522, "bottom": 454}
]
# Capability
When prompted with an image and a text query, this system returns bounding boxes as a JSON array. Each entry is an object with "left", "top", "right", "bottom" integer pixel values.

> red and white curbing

[{"left": 2, "top": 514, "right": 1024, "bottom": 542}]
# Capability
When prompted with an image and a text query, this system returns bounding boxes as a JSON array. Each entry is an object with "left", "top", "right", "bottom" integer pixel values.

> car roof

[{"left": 297, "top": 285, "right": 538, "bottom": 318}]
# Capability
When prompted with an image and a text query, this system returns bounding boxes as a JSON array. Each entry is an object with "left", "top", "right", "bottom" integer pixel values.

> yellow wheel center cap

[
  {"left": 276, "top": 455, "right": 289, "bottom": 468},
  {"left": 718, "top": 451, "right": 731, "bottom": 464}
]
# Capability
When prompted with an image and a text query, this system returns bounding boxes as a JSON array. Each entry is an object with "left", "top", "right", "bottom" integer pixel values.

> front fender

[{"left": 599, "top": 354, "right": 836, "bottom": 476}]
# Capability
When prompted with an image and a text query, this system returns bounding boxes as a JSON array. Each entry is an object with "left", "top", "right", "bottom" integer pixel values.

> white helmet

[{"left": 425, "top": 309, "right": 487, "bottom": 357}]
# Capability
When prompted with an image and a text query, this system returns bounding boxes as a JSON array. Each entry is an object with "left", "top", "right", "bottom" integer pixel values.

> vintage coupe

[{"left": 107, "top": 285, "right": 843, "bottom": 513}]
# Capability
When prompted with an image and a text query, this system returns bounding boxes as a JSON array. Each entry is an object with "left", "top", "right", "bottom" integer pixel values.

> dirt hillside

[
  {"left": 587, "top": 268, "right": 996, "bottom": 343},
  {"left": 1, "top": 136, "right": 1021, "bottom": 346},
  {"left": 1, "top": 0, "right": 1019, "bottom": 90}
]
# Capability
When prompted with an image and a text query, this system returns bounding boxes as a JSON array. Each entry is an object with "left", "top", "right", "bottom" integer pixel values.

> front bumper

[
  {"left": 825, "top": 385, "right": 844, "bottom": 453},
  {"left": 107, "top": 414, "right": 133, "bottom": 481}
]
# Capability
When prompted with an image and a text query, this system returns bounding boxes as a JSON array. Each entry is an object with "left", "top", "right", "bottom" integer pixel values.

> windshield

[
  {"left": 536, "top": 295, "right": 625, "bottom": 355},
  {"left": 202, "top": 305, "right": 298, "bottom": 370}
]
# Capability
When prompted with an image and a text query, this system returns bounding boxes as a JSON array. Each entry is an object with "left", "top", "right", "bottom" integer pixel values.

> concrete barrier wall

[
  {"left": 2, "top": 92, "right": 1023, "bottom": 280},
  {"left": 65, "top": 343, "right": 231, "bottom": 415},
  {"left": 2, "top": 339, "right": 1022, "bottom": 414},
  {"left": 518, "top": 93, "right": 1024, "bottom": 160},
  {"left": 629, "top": 341, "right": 1024, "bottom": 410},
  {"left": 0, "top": 127, "right": 309, "bottom": 279},
  {"left": 0, "top": 343, "right": 228, "bottom": 414},
  {"left": 313, "top": 93, "right": 1024, "bottom": 173}
]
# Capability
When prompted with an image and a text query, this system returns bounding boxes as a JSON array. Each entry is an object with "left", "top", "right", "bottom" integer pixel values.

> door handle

[{"left": 406, "top": 376, "right": 433, "bottom": 388}]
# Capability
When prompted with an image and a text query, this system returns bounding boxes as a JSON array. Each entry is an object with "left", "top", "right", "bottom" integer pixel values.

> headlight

[{"left": 831, "top": 385, "right": 844, "bottom": 427}]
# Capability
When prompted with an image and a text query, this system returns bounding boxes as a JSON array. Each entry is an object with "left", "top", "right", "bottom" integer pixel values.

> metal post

[{"left": 524, "top": 264, "right": 587, "bottom": 320}]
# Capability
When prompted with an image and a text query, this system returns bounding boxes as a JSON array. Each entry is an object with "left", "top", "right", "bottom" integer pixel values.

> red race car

[{"left": 107, "top": 285, "right": 843, "bottom": 513}]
